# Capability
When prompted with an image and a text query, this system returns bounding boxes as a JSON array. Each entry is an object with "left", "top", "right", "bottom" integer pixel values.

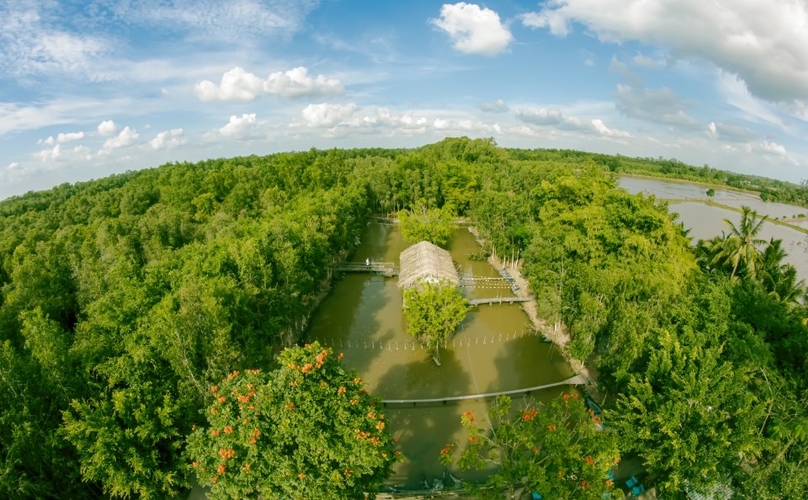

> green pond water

[{"left": 304, "top": 223, "right": 575, "bottom": 490}]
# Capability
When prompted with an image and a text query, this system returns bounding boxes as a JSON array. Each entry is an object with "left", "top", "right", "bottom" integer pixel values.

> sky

[{"left": 2, "top": 0, "right": 808, "bottom": 200}]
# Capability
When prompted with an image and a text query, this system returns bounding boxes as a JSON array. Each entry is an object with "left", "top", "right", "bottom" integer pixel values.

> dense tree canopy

[
  {"left": 0, "top": 137, "right": 807, "bottom": 497},
  {"left": 446, "top": 394, "right": 619, "bottom": 500},
  {"left": 402, "top": 280, "right": 468, "bottom": 364},
  {"left": 187, "top": 343, "right": 398, "bottom": 499}
]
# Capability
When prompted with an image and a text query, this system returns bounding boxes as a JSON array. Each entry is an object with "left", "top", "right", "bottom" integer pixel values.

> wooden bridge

[
  {"left": 381, "top": 374, "right": 587, "bottom": 406},
  {"left": 334, "top": 261, "right": 398, "bottom": 277},
  {"left": 468, "top": 295, "right": 535, "bottom": 306}
]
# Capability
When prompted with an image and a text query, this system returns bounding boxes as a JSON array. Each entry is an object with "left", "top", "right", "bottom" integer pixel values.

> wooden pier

[
  {"left": 468, "top": 295, "right": 535, "bottom": 306},
  {"left": 381, "top": 374, "right": 587, "bottom": 406},
  {"left": 335, "top": 262, "right": 398, "bottom": 277}
]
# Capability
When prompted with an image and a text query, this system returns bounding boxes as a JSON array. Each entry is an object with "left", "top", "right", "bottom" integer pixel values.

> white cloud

[
  {"left": 105, "top": 0, "right": 318, "bottom": 42},
  {"left": 706, "top": 121, "right": 757, "bottom": 142},
  {"left": 432, "top": 3, "right": 513, "bottom": 56},
  {"left": 591, "top": 118, "right": 631, "bottom": 138},
  {"left": 98, "top": 120, "right": 118, "bottom": 136},
  {"left": 614, "top": 84, "right": 701, "bottom": 128},
  {"left": 57, "top": 131, "right": 85, "bottom": 143},
  {"left": 149, "top": 128, "right": 186, "bottom": 149},
  {"left": 516, "top": 107, "right": 564, "bottom": 125},
  {"left": 265, "top": 67, "right": 344, "bottom": 98},
  {"left": 521, "top": 9, "right": 570, "bottom": 36},
  {"left": 632, "top": 53, "right": 657, "bottom": 67},
  {"left": 101, "top": 126, "right": 139, "bottom": 152},
  {"left": 717, "top": 72, "right": 787, "bottom": 130},
  {"left": 219, "top": 113, "right": 261, "bottom": 138},
  {"left": 35, "top": 144, "right": 61, "bottom": 162},
  {"left": 480, "top": 99, "right": 509, "bottom": 113},
  {"left": 195, "top": 67, "right": 264, "bottom": 101},
  {"left": 301, "top": 103, "right": 358, "bottom": 127},
  {"left": 195, "top": 66, "right": 344, "bottom": 101},
  {"left": 0, "top": 6, "right": 106, "bottom": 78},
  {"left": 7, "top": 162, "right": 20, "bottom": 170},
  {"left": 758, "top": 140, "right": 787, "bottom": 157},
  {"left": 515, "top": 105, "right": 631, "bottom": 138},
  {"left": 524, "top": 0, "right": 808, "bottom": 102}
]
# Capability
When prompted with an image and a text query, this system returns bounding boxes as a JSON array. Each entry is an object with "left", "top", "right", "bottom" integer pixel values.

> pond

[
  {"left": 304, "top": 223, "right": 575, "bottom": 490},
  {"left": 619, "top": 177, "right": 808, "bottom": 280}
]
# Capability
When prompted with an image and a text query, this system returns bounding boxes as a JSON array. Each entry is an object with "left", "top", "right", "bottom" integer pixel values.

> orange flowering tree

[
  {"left": 187, "top": 342, "right": 399, "bottom": 499},
  {"left": 443, "top": 394, "right": 619, "bottom": 499}
]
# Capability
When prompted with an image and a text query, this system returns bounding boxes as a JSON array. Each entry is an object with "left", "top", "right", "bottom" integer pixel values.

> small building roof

[{"left": 398, "top": 241, "right": 460, "bottom": 289}]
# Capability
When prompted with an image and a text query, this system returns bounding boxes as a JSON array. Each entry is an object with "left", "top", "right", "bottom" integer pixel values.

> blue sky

[{"left": 2, "top": 0, "right": 807, "bottom": 199}]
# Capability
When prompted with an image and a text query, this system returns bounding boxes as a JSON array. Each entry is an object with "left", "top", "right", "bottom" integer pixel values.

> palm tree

[
  {"left": 712, "top": 206, "right": 767, "bottom": 280},
  {"left": 759, "top": 238, "right": 805, "bottom": 305}
]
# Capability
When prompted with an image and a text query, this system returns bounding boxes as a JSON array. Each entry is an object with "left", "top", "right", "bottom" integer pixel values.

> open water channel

[{"left": 304, "top": 223, "right": 574, "bottom": 490}]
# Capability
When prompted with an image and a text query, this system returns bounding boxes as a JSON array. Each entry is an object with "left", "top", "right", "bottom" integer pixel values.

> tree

[
  {"left": 444, "top": 394, "right": 619, "bottom": 499},
  {"left": 711, "top": 206, "right": 767, "bottom": 279},
  {"left": 402, "top": 281, "right": 469, "bottom": 364},
  {"left": 398, "top": 203, "right": 456, "bottom": 248},
  {"left": 706, "top": 188, "right": 716, "bottom": 197},
  {"left": 187, "top": 343, "right": 399, "bottom": 500},
  {"left": 609, "top": 303, "right": 763, "bottom": 495}
]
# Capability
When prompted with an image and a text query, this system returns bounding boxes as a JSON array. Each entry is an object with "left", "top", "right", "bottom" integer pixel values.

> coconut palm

[
  {"left": 711, "top": 206, "right": 767, "bottom": 280},
  {"left": 759, "top": 238, "right": 805, "bottom": 305}
]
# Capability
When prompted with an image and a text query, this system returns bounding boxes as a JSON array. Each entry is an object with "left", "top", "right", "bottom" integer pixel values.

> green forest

[{"left": 1, "top": 138, "right": 806, "bottom": 498}]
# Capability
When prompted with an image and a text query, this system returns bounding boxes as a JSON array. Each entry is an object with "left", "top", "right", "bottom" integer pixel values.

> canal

[{"left": 304, "top": 222, "right": 575, "bottom": 490}]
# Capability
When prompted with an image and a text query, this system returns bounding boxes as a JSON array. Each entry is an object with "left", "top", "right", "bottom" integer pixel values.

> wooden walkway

[
  {"left": 335, "top": 262, "right": 398, "bottom": 277},
  {"left": 381, "top": 375, "right": 586, "bottom": 406},
  {"left": 468, "top": 295, "right": 535, "bottom": 306}
]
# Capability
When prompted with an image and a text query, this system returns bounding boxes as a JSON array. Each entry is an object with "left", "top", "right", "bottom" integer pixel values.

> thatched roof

[{"left": 398, "top": 241, "right": 460, "bottom": 289}]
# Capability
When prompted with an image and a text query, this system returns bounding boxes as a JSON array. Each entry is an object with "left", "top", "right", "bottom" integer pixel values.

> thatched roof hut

[{"left": 398, "top": 241, "right": 460, "bottom": 289}]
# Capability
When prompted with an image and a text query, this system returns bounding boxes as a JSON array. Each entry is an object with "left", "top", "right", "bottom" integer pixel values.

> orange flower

[
  {"left": 563, "top": 393, "right": 570, "bottom": 401},
  {"left": 210, "top": 408, "right": 218, "bottom": 415},
  {"left": 301, "top": 363, "right": 314, "bottom": 374},
  {"left": 217, "top": 464, "right": 226, "bottom": 475},
  {"left": 581, "top": 481, "right": 590, "bottom": 489},
  {"left": 376, "top": 421, "right": 385, "bottom": 431},
  {"left": 469, "top": 435, "right": 478, "bottom": 443},
  {"left": 584, "top": 456, "right": 595, "bottom": 465},
  {"left": 440, "top": 444, "right": 453, "bottom": 456},
  {"left": 344, "top": 469, "right": 353, "bottom": 478},
  {"left": 243, "top": 463, "right": 251, "bottom": 472},
  {"left": 338, "top": 352, "right": 344, "bottom": 360},
  {"left": 238, "top": 395, "right": 251, "bottom": 403},
  {"left": 532, "top": 446, "right": 539, "bottom": 453},
  {"left": 211, "top": 476, "right": 218, "bottom": 484},
  {"left": 217, "top": 396, "right": 226, "bottom": 404},
  {"left": 606, "top": 479, "right": 614, "bottom": 487},
  {"left": 338, "top": 386, "right": 346, "bottom": 395},
  {"left": 211, "top": 385, "right": 219, "bottom": 393},
  {"left": 298, "top": 472, "right": 306, "bottom": 480},
  {"left": 354, "top": 377, "right": 362, "bottom": 385},
  {"left": 350, "top": 399, "right": 359, "bottom": 405},
  {"left": 461, "top": 411, "right": 475, "bottom": 424},
  {"left": 192, "top": 461, "right": 199, "bottom": 468},
  {"left": 548, "top": 424, "right": 557, "bottom": 432},
  {"left": 521, "top": 408, "right": 538, "bottom": 422},
  {"left": 593, "top": 416, "right": 601, "bottom": 425},
  {"left": 211, "top": 429, "right": 220, "bottom": 436},
  {"left": 381, "top": 452, "right": 387, "bottom": 458},
  {"left": 286, "top": 401, "right": 295, "bottom": 410},
  {"left": 367, "top": 411, "right": 376, "bottom": 419},
  {"left": 224, "top": 426, "right": 233, "bottom": 434}
]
